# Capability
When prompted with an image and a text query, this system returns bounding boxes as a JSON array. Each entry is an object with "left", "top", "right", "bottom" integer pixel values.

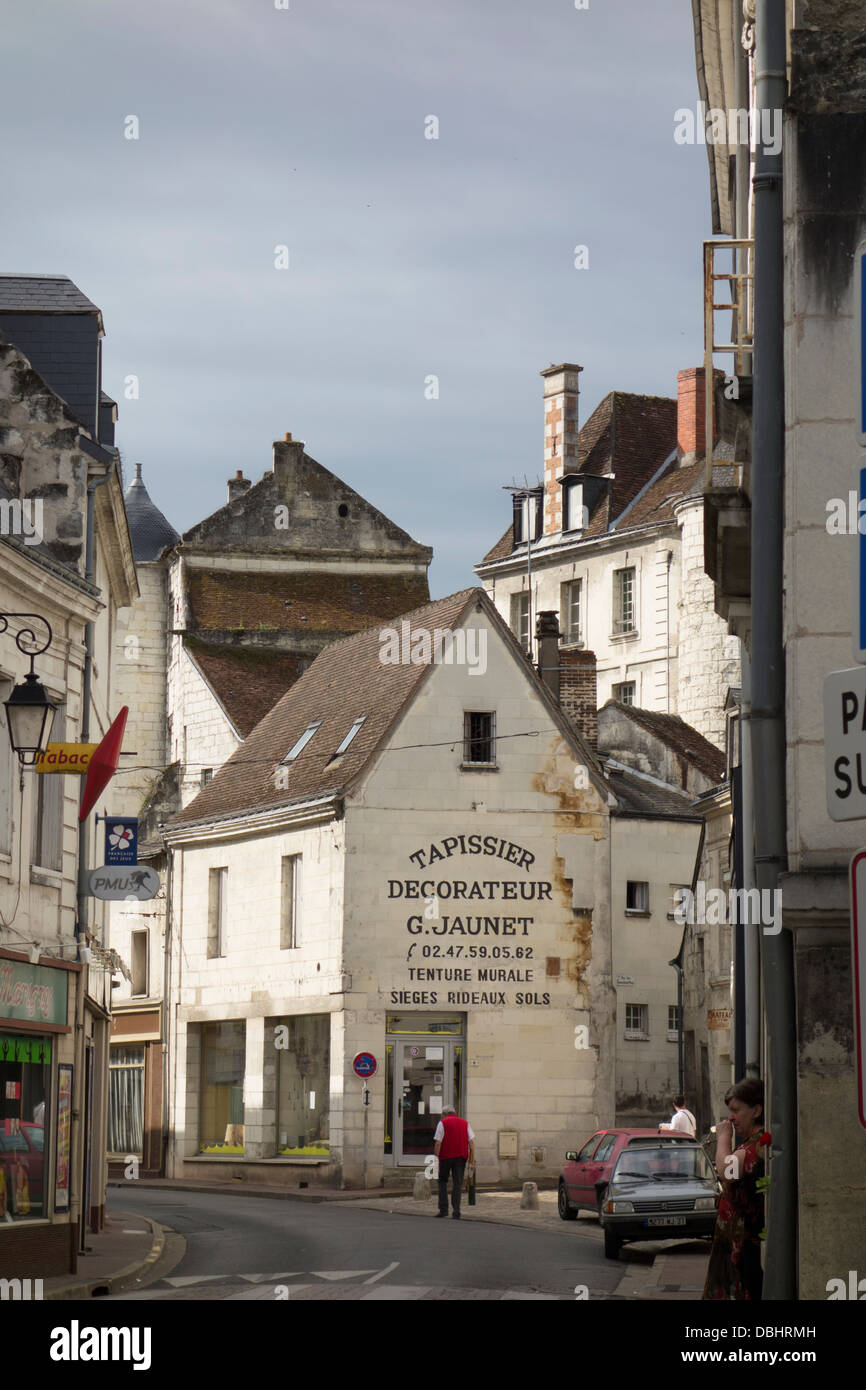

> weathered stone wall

[{"left": 675, "top": 498, "right": 741, "bottom": 749}]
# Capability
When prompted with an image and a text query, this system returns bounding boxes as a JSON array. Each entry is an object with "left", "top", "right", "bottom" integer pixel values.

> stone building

[
  {"left": 107, "top": 437, "right": 433, "bottom": 1175},
  {"left": 161, "top": 589, "right": 617, "bottom": 1189},
  {"left": 0, "top": 275, "right": 137, "bottom": 1275},
  {"left": 475, "top": 363, "right": 740, "bottom": 750}
]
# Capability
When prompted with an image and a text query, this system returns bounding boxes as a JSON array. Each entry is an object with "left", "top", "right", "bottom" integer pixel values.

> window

[
  {"left": 331, "top": 717, "right": 366, "bottom": 760},
  {"left": 0, "top": 1034, "right": 52, "bottom": 1221},
  {"left": 613, "top": 566, "right": 636, "bottom": 635},
  {"left": 510, "top": 592, "right": 530, "bottom": 650},
  {"left": 668, "top": 884, "right": 690, "bottom": 919},
  {"left": 32, "top": 701, "right": 65, "bottom": 871},
  {"left": 565, "top": 481, "right": 585, "bottom": 532},
  {"left": 576, "top": 1133, "right": 603, "bottom": 1161},
  {"left": 612, "top": 681, "right": 635, "bottom": 705},
  {"left": 199, "top": 1022, "right": 245, "bottom": 1153},
  {"left": 463, "top": 711, "right": 496, "bottom": 765},
  {"left": 560, "top": 579, "right": 582, "bottom": 644},
  {"left": 593, "top": 1133, "right": 617, "bottom": 1162},
  {"left": 281, "top": 720, "right": 323, "bottom": 765},
  {"left": 280, "top": 854, "right": 301, "bottom": 949},
  {"left": 108, "top": 1045, "right": 144, "bottom": 1154},
  {"left": 625, "top": 1003, "right": 649, "bottom": 1037},
  {"left": 201, "top": 768, "right": 213, "bottom": 788},
  {"left": 668, "top": 1005, "right": 681, "bottom": 1039},
  {"left": 276, "top": 1014, "right": 330, "bottom": 1155},
  {"left": 130, "top": 930, "right": 148, "bottom": 996},
  {"left": 208, "top": 867, "right": 228, "bottom": 958},
  {"left": 513, "top": 490, "right": 543, "bottom": 545},
  {"left": 0, "top": 693, "right": 14, "bottom": 855},
  {"left": 626, "top": 880, "right": 649, "bottom": 913}
]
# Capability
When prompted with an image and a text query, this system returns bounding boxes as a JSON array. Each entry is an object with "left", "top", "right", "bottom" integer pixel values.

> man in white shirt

[{"left": 659, "top": 1095, "right": 697, "bottom": 1137}]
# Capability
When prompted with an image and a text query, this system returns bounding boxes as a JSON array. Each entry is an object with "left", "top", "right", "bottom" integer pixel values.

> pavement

[{"left": 39, "top": 1177, "right": 710, "bottom": 1301}]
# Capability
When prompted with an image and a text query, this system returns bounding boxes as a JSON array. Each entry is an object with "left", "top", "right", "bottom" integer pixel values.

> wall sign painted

[{"left": 0, "top": 960, "right": 67, "bottom": 1025}]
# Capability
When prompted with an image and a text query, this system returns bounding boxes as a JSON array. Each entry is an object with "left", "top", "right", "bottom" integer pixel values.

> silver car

[{"left": 600, "top": 1140, "right": 720, "bottom": 1259}]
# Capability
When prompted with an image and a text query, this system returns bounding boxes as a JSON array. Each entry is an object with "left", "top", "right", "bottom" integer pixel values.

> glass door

[{"left": 394, "top": 1040, "right": 452, "bottom": 1164}]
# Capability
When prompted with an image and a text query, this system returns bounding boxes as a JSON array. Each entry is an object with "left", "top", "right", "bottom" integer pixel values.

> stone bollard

[
  {"left": 520, "top": 1181, "right": 539, "bottom": 1210},
  {"left": 413, "top": 1172, "right": 431, "bottom": 1201}
]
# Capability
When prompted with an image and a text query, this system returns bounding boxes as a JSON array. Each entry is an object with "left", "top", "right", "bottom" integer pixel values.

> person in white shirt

[{"left": 659, "top": 1095, "right": 697, "bottom": 1137}]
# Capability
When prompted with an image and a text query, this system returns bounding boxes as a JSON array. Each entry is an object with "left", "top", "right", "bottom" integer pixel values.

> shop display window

[
  {"left": 200, "top": 1022, "right": 245, "bottom": 1153},
  {"left": 108, "top": 1045, "right": 144, "bottom": 1155},
  {"left": 0, "top": 1035, "right": 51, "bottom": 1221},
  {"left": 276, "top": 1015, "right": 329, "bottom": 1156}
]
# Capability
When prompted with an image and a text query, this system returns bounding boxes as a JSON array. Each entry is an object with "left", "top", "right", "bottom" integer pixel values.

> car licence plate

[{"left": 645, "top": 1215, "right": 686, "bottom": 1226}]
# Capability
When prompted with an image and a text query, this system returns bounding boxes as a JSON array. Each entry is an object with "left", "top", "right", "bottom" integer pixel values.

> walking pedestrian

[
  {"left": 433, "top": 1105, "right": 475, "bottom": 1219},
  {"left": 659, "top": 1095, "right": 697, "bottom": 1136},
  {"left": 702, "top": 1078, "right": 770, "bottom": 1300}
]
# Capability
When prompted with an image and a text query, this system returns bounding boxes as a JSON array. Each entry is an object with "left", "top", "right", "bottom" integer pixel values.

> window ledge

[
  {"left": 667, "top": 1031, "right": 680, "bottom": 1042},
  {"left": 624, "top": 1030, "right": 650, "bottom": 1041},
  {"left": 31, "top": 867, "right": 62, "bottom": 888},
  {"left": 609, "top": 630, "right": 639, "bottom": 642},
  {"left": 624, "top": 908, "right": 651, "bottom": 917},
  {"left": 459, "top": 763, "right": 499, "bottom": 772}
]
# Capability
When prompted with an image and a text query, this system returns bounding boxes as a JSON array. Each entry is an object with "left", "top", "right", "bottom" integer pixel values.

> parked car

[
  {"left": 599, "top": 1139, "right": 720, "bottom": 1259},
  {"left": 558, "top": 1128, "right": 697, "bottom": 1222}
]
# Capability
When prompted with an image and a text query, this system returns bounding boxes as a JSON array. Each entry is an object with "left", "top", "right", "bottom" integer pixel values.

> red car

[{"left": 558, "top": 1128, "right": 695, "bottom": 1221}]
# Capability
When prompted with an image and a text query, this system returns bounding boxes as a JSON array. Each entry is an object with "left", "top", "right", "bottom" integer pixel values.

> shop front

[
  {"left": 0, "top": 949, "right": 79, "bottom": 1277},
  {"left": 384, "top": 1013, "right": 464, "bottom": 1165},
  {"left": 107, "top": 1003, "right": 163, "bottom": 1178}
]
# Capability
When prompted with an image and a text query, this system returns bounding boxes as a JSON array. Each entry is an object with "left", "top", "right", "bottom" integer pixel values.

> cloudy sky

[{"left": 4, "top": 1, "right": 713, "bottom": 596}]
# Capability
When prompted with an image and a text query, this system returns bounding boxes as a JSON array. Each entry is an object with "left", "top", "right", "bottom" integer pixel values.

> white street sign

[
  {"left": 824, "top": 667, "right": 866, "bottom": 820},
  {"left": 849, "top": 850, "right": 866, "bottom": 1129},
  {"left": 87, "top": 866, "right": 160, "bottom": 901}
]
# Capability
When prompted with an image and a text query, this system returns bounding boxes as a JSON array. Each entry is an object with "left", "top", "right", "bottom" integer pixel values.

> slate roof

[
  {"left": 184, "top": 639, "right": 309, "bottom": 737},
  {"left": 479, "top": 390, "right": 679, "bottom": 565},
  {"left": 606, "top": 765, "right": 702, "bottom": 819},
  {"left": 168, "top": 589, "right": 480, "bottom": 829},
  {"left": 184, "top": 568, "right": 431, "bottom": 634},
  {"left": 602, "top": 701, "right": 726, "bottom": 784},
  {"left": 0, "top": 274, "right": 101, "bottom": 316},
  {"left": 124, "top": 464, "right": 180, "bottom": 562}
]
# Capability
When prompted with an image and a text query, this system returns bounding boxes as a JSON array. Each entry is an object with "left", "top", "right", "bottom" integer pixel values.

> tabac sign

[
  {"left": 34, "top": 743, "right": 97, "bottom": 774},
  {"left": 0, "top": 960, "right": 67, "bottom": 1026}
]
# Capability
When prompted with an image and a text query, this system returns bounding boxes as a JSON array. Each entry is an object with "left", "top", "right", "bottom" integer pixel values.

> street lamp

[{"left": 0, "top": 613, "right": 56, "bottom": 765}]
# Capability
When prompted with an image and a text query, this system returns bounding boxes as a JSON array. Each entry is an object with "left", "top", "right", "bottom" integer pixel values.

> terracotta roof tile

[
  {"left": 601, "top": 701, "right": 726, "bottom": 783},
  {"left": 185, "top": 568, "right": 430, "bottom": 634},
  {"left": 184, "top": 639, "right": 306, "bottom": 737}
]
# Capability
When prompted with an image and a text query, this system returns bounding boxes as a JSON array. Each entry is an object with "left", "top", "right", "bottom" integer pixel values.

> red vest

[{"left": 438, "top": 1114, "right": 469, "bottom": 1160}]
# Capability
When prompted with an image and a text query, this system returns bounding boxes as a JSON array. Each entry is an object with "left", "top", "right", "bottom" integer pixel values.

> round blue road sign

[{"left": 352, "top": 1051, "right": 377, "bottom": 1078}]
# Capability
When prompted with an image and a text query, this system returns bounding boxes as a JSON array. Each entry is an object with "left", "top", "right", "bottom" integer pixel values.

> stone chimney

[
  {"left": 540, "top": 363, "right": 582, "bottom": 536},
  {"left": 559, "top": 647, "right": 598, "bottom": 754},
  {"left": 227, "top": 469, "right": 251, "bottom": 502},
  {"left": 535, "top": 611, "right": 561, "bottom": 702},
  {"left": 273, "top": 433, "right": 305, "bottom": 493}
]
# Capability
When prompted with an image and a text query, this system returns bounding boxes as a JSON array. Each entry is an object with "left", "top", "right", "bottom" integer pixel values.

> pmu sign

[
  {"left": 824, "top": 667, "right": 866, "bottom": 820},
  {"left": 849, "top": 850, "right": 866, "bottom": 1128}
]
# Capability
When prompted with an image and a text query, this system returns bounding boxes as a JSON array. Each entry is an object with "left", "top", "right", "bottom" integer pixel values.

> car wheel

[
  {"left": 558, "top": 1182, "right": 577, "bottom": 1221},
  {"left": 603, "top": 1227, "right": 621, "bottom": 1260},
  {"left": 596, "top": 1186, "right": 607, "bottom": 1221}
]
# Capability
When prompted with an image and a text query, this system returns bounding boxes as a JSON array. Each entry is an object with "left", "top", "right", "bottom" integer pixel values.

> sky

[{"left": 3, "top": 0, "right": 714, "bottom": 597}]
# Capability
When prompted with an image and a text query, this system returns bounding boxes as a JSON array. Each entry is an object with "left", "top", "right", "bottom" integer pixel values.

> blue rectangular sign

[{"left": 104, "top": 817, "right": 138, "bottom": 865}]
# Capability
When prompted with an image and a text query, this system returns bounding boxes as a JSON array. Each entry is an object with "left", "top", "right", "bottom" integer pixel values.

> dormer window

[
  {"left": 281, "top": 720, "right": 322, "bottom": 765},
  {"left": 565, "top": 480, "right": 586, "bottom": 532},
  {"left": 512, "top": 488, "right": 543, "bottom": 546}
]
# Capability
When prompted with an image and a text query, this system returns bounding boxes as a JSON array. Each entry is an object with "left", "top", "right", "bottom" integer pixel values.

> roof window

[
  {"left": 281, "top": 720, "right": 323, "bottom": 765},
  {"left": 330, "top": 717, "right": 366, "bottom": 760}
]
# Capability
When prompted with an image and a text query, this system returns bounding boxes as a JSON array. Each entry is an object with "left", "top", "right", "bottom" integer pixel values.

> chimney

[
  {"left": 535, "top": 611, "right": 561, "bottom": 703},
  {"left": 273, "top": 433, "right": 305, "bottom": 492},
  {"left": 676, "top": 367, "right": 724, "bottom": 464},
  {"left": 559, "top": 647, "right": 598, "bottom": 754},
  {"left": 227, "top": 469, "right": 251, "bottom": 502},
  {"left": 540, "top": 363, "right": 582, "bottom": 536}
]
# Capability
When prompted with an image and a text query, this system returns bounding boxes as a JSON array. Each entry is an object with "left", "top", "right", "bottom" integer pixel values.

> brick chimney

[
  {"left": 677, "top": 367, "right": 723, "bottom": 464},
  {"left": 227, "top": 469, "right": 251, "bottom": 502},
  {"left": 559, "top": 647, "right": 598, "bottom": 753},
  {"left": 541, "top": 363, "right": 582, "bottom": 536},
  {"left": 535, "top": 611, "right": 561, "bottom": 702}
]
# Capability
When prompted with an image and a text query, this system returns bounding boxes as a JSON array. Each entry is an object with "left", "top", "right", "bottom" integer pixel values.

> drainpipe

[
  {"left": 739, "top": 649, "right": 761, "bottom": 1078},
  {"left": 751, "top": 0, "right": 796, "bottom": 1300},
  {"left": 73, "top": 463, "right": 114, "bottom": 1249}
]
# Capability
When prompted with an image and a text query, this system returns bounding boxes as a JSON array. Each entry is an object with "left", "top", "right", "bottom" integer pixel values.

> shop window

[
  {"left": 32, "top": 703, "right": 65, "bottom": 871},
  {"left": 108, "top": 1044, "right": 144, "bottom": 1154},
  {"left": 131, "top": 931, "right": 148, "bottom": 997},
  {"left": 276, "top": 1014, "right": 329, "bottom": 1155},
  {"left": 0, "top": 1034, "right": 51, "bottom": 1221},
  {"left": 207, "top": 867, "right": 228, "bottom": 958},
  {"left": 200, "top": 1021, "right": 245, "bottom": 1153}
]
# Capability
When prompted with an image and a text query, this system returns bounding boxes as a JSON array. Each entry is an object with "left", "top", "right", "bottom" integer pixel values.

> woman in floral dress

[{"left": 702, "top": 1077, "right": 770, "bottom": 1300}]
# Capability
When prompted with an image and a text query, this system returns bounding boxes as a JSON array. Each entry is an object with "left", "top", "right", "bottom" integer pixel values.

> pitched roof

[
  {"left": 612, "top": 461, "right": 704, "bottom": 534},
  {"left": 184, "top": 568, "right": 430, "bottom": 634},
  {"left": 184, "top": 639, "right": 308, "bottom": 737},
  {"left": 123, "top": 463, "right": 180, "bottom": 562},
  {"left": 0, "top": 274, "right": 101, "bottom": 316},
  {"left": 168, "top": 589, "right": 479, "bottom": 829},
  {"left": 601, "top": 701, "right": 726, "bottom": 783},
  {"left": 606, "top": 765, "right": 702, "bottom": 819},
  {"left": 478, "top": 390, "right": 679, "bottom": 564}
]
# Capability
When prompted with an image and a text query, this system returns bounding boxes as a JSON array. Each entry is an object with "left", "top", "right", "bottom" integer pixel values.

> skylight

[
  {"left": 281, "top": 720, "right": 323, "bottom": 765},
  {"left": 331, "top": 716, "right": 366, "bottom": 759}
]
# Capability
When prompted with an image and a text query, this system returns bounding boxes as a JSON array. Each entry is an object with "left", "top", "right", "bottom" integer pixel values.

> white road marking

[
  {"left": 162, "top": 1274, "right": 228, "bottom": 1287},
  {"left": 310, "top": 1269, "right": 379, "bottom": 1281},
  {"left": 363, "top": 1261, "right": 400, "bottom": 1285}
]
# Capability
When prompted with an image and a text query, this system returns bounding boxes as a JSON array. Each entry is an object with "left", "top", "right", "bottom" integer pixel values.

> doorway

[{"left": 385, "top": 1015, "right": 465, "bottom": 1166}]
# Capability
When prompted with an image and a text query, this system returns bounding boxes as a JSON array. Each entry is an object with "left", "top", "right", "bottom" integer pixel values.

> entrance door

[{"left": 393, "top": 1040, "right": 454, "bottom": 1165}]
